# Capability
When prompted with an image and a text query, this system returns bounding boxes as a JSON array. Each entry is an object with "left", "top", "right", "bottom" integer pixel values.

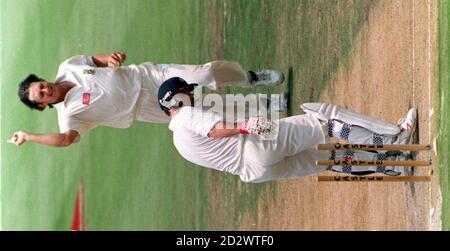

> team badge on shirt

[
  {"left": 82, "top": 92, "right": 91, "bottom": 105},
  {"left": 83, "top": 69, "right": 96, "bottom": 75}
]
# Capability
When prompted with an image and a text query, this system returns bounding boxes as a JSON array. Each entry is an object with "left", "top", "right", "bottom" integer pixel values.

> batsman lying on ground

[
  {"left": 158, "top": 77, "right": 417, "bottom": 183},
  {"left": 8, "top": 52, "right": 286, "bottom": 147}
]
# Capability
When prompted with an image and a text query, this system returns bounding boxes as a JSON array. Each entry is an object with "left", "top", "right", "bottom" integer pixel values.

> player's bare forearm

[
  {"left": 207, "top": 122, "right": 240, "bottom": 138},
  {"left": 207, "top": 117, "right": 275, "bottom": 138},
  {"left": 27, "top": 133, "right": 75, "bottom": 147},
  {"left": 8, "top": 130, "right": 79, "bottom": 147},
  {"left": 92, "top": 54, "right": 110, "bottom": 67},
  {"left": 92, "top": 52, "right": 126, "bottom": 68}
]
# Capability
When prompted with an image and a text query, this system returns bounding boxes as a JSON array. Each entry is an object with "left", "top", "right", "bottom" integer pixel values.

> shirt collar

[{"left": 53, "top": 84, "right": 80, "bottom": 110}]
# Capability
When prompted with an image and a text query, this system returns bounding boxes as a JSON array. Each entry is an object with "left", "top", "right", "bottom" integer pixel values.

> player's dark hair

[{"left": 18, "top": 74, "right": 53, "bottom": 111}]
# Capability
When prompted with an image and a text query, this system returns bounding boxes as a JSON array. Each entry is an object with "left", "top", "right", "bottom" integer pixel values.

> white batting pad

[{"left": 300, "top": 103, "right": 400, "bottom": 135}]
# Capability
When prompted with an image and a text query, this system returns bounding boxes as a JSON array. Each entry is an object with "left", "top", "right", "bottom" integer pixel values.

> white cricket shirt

[
  {"left": 53, "top": 55, "right": 143, "bottom": 137},
  {"left": 169, "top": 106, "right": 243, "bottom": 175}
]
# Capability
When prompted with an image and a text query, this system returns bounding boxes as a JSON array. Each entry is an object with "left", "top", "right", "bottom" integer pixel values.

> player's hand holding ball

[{"left": 7, "top": 131, "right": 28, "bottom": 146}]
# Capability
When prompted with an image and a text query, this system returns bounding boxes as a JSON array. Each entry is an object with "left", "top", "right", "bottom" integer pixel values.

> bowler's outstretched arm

[{"left": 7, "top": 130, "right": 79, "bottom": 147}]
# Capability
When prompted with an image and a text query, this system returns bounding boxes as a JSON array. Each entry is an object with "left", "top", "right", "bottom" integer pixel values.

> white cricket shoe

[
  {"left": 395, "top": 108, "right": 417, "bottom": 145},
  {"left": 251, "top": 70, "right": 285, "bottom": 87}
]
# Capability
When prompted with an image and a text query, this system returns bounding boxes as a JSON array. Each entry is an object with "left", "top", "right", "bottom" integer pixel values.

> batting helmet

[{"left": 158, "top": 77, "right": 198, "bottom": 111}]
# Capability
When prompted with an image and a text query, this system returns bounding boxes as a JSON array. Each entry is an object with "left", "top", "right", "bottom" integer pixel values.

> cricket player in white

[
  {"left": 159, "top": 77, "right": 417, "bottom": 183},
  {"left": 8, "top": 52, "right": 285, "bottom": 147}
]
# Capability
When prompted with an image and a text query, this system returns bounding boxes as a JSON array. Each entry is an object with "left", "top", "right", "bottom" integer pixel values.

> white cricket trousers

[
  {"left": 142, "top": 60, "right": 252, "bottom": 89},
  {"left": 135, "top": 61, "right": 253, "bottom": 123},
  {"left": 238, "top": 113, "right": 400, "bottom": 183},
  {"left": 239, "top": 114, "right": 329, "bottom": 183}
]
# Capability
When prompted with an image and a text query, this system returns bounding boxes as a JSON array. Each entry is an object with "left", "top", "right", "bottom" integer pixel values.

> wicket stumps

[
  {"left": 316, "top": 143, "right": 433, "bottom": 182},
  {"left": 316, "top": 143, "right": 432, "bottom": 151}
]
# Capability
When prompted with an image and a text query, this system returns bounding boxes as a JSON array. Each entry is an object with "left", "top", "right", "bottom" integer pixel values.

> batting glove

[{"left": 239, "top": 117, "right": 275, "bottom": 136}]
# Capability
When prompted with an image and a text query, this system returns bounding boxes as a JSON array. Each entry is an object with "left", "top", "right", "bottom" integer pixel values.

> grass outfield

[
  {"left": 1, "top": 0, "right": 446, "bottom": 230},
  {"left": 439, "top": 0, "right": 449, "bottom": 231},
  {"left": 1, "top": 0, "right": 377, "bottom": 230},
  {"left": 1, "top": 0, "right": 213, "bottom": 230}
]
